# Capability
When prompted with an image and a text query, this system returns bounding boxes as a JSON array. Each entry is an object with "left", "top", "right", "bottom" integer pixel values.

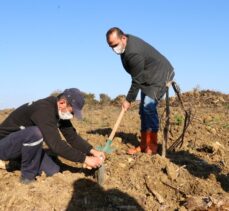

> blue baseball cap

[{"left": 62, "top": 88, "right": 85, "bottom": 119}]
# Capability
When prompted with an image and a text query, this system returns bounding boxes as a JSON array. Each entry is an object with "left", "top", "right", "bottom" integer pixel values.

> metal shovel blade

[
  {"left": 96, "top": 139, "right": 115, "bottom": 154},
  {"left": 95, "top": 140, "right": 113, "bottom": 185},
  {"left": 95, "top": 136, "right": 119, "bottom": 185},
  {"left": 95, "top": 164, "right": 105, "bottom": 185}
]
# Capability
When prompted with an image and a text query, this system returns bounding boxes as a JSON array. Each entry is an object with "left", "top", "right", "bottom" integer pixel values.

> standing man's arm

[
  {"left": 126, "top": 80, "right": 139, "bottom": 103},
  {"left": 123, "top": 53, "right": 145, "bottom": 110}
]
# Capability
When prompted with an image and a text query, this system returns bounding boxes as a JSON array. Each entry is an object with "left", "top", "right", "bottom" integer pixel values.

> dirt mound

[
  {"left": 163, "top": 89, "right": 228, "bottom": 108},
  {"left": 0, "top": 90, "right": 229, "bottom": 210}
]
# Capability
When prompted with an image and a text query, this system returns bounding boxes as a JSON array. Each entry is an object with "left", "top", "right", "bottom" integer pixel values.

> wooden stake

[{"left": 162, "top": 87, "right": 170, "bottom": 157}]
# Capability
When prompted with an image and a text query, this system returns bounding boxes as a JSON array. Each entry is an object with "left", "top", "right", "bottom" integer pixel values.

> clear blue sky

[{"left": 0, "top": 0, "right": 228, "bottom": 109}]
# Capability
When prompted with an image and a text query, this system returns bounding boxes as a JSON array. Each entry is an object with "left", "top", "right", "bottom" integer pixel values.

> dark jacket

[
  {"left": 121, "top": 35, "right": 175, "bottom": 102},
  {"left": 0, "top": 96, "right": 92, "bottom": 163}
]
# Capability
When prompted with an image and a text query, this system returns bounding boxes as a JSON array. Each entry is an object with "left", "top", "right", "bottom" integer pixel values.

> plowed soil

[{"left": 0, "top": 90, "right": 229, "bottom": 211}]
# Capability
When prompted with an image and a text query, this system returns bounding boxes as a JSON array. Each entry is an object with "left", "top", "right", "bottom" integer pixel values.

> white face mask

[
  {"left": 113, "top": 43, "right": 125, "bottom": 55},
  {"left": 58, "top": 110, "right": 73, "bottom": 120}
]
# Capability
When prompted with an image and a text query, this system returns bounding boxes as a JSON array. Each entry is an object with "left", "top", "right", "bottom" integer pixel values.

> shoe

[
  {"left": 127, "top": 146, "right": 141, "bottom": 155},
  {"left": 20, "top": 176, "right": 35, "bottom": 184},
  {"left": 127, "top": 132, "right": 147, "bottom": 155},
  {"left": 145, "top": 132, "right": 158, "bottom": 155}
]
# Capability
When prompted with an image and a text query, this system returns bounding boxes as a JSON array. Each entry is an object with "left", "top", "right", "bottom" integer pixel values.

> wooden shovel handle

[
  {"left": 108, "top": 108, "right": 125, "bottom": 141},
  {"left": 83, "top": 109, "right": 125, "bottom": 170}
]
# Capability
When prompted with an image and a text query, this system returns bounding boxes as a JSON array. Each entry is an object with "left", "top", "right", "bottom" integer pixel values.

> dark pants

[
  {"left": 0, "top": 126, "right": 59, "bottom": 180},
  {"left": 140, "top": 92, "right": 159, "bottom": 132}
]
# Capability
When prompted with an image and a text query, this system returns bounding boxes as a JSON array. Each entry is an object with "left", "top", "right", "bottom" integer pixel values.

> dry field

[{"left": 0, "top": 90, "right": 229, "bottom": 210}]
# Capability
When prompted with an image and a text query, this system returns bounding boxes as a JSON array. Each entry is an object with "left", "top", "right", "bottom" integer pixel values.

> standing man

[
  {"left": 0, "top": 88, "right": 105, "bottom": 184},
  {"left": 106, "top": 27, "right": 175, "bottom": 155}
]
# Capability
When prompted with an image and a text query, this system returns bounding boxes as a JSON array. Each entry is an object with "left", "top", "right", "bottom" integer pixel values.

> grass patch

[{"left": 174, "top": 114, "right": 184, "bottom": 125}]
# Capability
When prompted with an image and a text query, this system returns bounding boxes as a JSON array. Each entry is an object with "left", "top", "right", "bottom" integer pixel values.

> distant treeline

[{"left": 50, "top": 90, "right": 126, "bottom": 106}]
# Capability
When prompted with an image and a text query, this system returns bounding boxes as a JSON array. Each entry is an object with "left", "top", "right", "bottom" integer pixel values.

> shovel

[{"left": 96, "top": 107, "right": 125, "bottom": 185}]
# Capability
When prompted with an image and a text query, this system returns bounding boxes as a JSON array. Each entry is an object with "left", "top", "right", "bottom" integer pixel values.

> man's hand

[
  {"left": 84, "top": 156, "right": 103, "bottom": 169},
  {"left": 90, "top": 149, "right": 105, "bottom": 161},
  {"left": 122, "top": 100, "right": 131, "bottom": 111}
]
